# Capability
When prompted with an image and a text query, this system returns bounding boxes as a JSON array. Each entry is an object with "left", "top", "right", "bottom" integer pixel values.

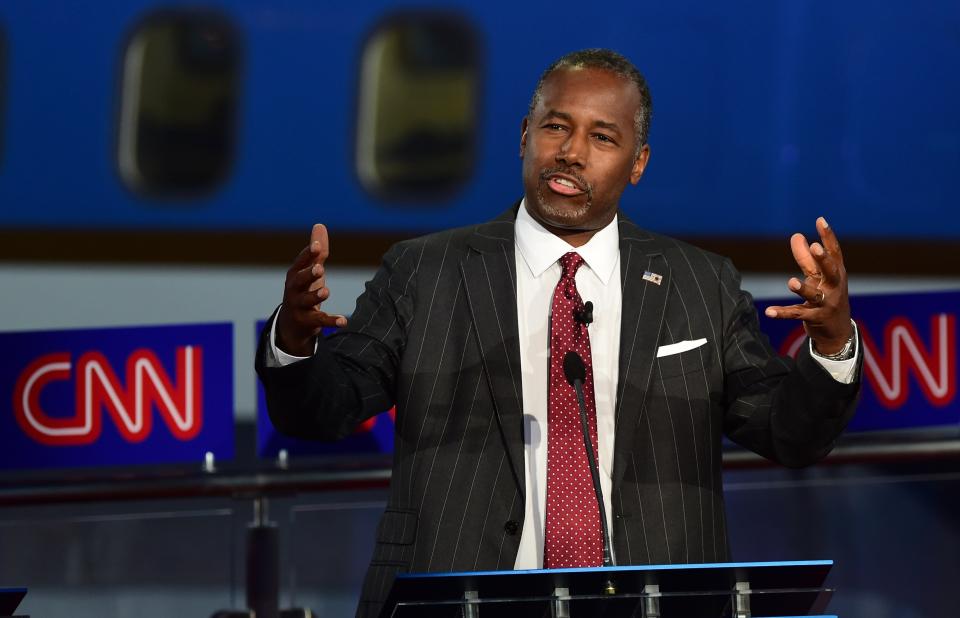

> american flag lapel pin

[{"left": 642, "top": 271, "right": 663, "bottom": 285}]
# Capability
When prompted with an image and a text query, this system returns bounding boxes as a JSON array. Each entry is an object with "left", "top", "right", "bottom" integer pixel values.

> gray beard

[{"left": 533, "top": 186, "right": 594, "bottom": 229}]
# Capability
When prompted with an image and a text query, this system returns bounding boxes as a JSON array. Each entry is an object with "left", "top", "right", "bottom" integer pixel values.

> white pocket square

[{"left": 657, "top": 338, "right": 708, "bottom": 358}]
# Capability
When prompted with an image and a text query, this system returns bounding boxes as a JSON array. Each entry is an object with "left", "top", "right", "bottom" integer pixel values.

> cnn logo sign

[
  {"left": 780, "top": 313, "right": 956, "bottom": 409},
  {"left": 14, "top": 346, "right": 203, "bottom": 446}
]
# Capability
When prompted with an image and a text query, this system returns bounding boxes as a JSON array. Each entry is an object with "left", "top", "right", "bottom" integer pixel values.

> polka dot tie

[{"left": 543, "top": 252, "right": 603, "bottom": 569}]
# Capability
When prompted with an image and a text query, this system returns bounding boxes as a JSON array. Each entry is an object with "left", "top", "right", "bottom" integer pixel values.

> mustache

[{"left": 539, "top": 166, "right": 592, "bottom": 194}]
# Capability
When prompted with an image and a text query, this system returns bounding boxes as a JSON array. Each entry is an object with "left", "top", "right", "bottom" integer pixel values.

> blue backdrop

[{"left": 0, "top": 0, "right": 956, "bottom": 238}]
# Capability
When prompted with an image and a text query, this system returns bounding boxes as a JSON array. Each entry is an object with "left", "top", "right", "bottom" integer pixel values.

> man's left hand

[{"left": 764, "top": 217, "right": 853, "bottom": 355}]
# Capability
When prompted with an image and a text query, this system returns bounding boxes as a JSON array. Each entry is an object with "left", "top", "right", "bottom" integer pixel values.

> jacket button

[{"left": 504, "top": 520, "right": 520, "bottom": 536}]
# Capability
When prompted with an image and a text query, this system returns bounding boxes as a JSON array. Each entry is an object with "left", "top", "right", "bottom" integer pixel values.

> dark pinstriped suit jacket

[{"left": 255, "top": 205, "right": 860, "bottom": 618}]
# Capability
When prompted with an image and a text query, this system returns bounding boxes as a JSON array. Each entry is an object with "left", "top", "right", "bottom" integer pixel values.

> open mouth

[{"left": 542, "top": 171, "right": 588, "bottom": 197}]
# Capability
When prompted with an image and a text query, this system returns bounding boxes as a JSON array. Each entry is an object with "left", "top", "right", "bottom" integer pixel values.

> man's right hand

[{"left": 276, "top": 223, "right": 348, "bottom": 356}]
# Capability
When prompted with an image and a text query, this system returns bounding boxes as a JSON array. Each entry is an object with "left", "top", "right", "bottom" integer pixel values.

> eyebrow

[
  {"left": 593, "top": 119, "right": 622, "bottom": 135},
  {"left": 542, "top": 110, "right": 623, "bottom": 135}
]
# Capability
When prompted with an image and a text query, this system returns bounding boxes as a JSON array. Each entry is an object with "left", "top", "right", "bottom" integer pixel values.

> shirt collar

[{"left": 515, "top": 198, "right": 620, "bottom": 285}]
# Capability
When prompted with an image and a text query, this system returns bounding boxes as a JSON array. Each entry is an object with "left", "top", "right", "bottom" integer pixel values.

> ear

[
  {"left": 519, "top": 117, "right": 529, "bottom": 158},
  {"left": 629, "top": 144, "right": 651, "bottom": 185}
]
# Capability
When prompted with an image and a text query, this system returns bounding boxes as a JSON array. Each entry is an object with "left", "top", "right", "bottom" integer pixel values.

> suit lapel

[
  {"left": 613, "top": 217, "right": 671, "bottom": 490},
  {"left": 461, "top": 206, "right": 525, "bottom": 495}
]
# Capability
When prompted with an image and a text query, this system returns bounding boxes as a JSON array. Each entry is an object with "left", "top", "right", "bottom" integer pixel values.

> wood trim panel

[{"left": 0, "top": 228, "right": 957, "bottom": 274}]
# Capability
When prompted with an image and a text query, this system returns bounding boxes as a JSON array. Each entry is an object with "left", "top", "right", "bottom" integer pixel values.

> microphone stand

[{"left": 563, "top": 350, "right": 617, "bottom": 595}]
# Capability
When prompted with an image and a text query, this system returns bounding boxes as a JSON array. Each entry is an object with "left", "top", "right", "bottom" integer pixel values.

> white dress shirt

[{"left": 512, "top": 200, "right": 623, "bottom": 570}]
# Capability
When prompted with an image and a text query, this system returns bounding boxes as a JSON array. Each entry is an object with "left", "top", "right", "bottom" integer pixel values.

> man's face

[{"left": 520, "top": 67, "right": 650, "bottom": 239}]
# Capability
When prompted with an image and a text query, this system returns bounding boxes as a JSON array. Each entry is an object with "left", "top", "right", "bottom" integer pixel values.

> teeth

[{"left": 554, "top": 177, "right": 575, "bottom": 188}]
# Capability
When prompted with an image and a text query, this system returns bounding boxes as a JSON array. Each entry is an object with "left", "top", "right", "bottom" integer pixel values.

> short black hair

[{"left": 528, "top": 48, "right": 653, "bottom": 155}]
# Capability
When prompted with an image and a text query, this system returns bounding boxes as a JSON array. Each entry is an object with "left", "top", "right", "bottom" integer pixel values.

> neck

[
  {"left": 525, "top": 207, "right": 615, "bottom": 248},
  {"left": 545, "top": 227, "right": 597, "bottom": 248}
]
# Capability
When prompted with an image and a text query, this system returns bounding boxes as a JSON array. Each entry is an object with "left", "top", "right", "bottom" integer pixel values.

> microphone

[
  {"left": 562, "top": 351, "right": 615, "bottom": 575},
  {"left": 574, "top": 301, "right": 594, "bottom": 325}
]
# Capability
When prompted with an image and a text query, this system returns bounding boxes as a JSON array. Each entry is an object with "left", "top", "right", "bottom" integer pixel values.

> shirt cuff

[
  {"left": 267, "top": 307, "right": 317, "bottom": 367},
  {"left": 808, "top": 320, "right": 860, "bottom": 385}
]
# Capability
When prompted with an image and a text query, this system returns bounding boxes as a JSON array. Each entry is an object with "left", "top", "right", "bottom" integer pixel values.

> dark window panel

[
  {"left": 356, "top": 13, "right": 481, "bottom": 202},
  {"left": 117, "top": 12, "right": 241, "bottom": 198}
]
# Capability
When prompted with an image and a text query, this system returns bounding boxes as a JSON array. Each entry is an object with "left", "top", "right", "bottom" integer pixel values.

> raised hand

[
  {"left": 276, "top": 224, "right": 348, "bottom": 356},
  {"left": 764, "top": 217, "right": 853, "bottom": 355}
]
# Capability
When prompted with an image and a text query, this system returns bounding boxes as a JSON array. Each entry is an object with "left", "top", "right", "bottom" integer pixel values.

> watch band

[{"left": 814, "top": 335, "right": 856, "bottom": 361}]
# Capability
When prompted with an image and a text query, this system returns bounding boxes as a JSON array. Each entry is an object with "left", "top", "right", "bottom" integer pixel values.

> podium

[{"left": 381, "top": 560, "right": 835, "bottom": 617}]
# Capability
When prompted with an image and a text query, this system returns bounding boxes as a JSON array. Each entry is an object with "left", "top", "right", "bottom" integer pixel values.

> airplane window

[
  {"left": 117, "top": 12, "right": 240, "bottom": 197},
  {"left": 356, "top": 13, "right": 481, "bottom": 201}
]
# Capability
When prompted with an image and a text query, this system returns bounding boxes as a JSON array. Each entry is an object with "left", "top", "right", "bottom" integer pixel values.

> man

[{"left": 256, "top": 49, "right": 860, "bottom": 617}]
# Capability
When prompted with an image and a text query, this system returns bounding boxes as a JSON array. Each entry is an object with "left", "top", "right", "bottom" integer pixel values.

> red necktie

[{"left": 543, "top": 252, "right": 603, "bottom": 568}]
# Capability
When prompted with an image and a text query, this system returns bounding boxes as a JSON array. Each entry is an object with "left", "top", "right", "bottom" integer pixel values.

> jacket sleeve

[
  {"left": 254, "top": 242, "right": 417, "bottom": 441},
  {"left": 718, "top": 258, "right": 862, "bottom": 467}
]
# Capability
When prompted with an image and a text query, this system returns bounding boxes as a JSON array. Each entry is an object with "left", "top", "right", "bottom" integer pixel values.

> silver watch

[{"left": 814, "top": 335, "right": 856, "bottom": 361}]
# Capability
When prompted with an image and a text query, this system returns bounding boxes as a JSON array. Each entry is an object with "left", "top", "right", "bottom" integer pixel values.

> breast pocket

[{"left": 655, "top": 339, "right": 712, "bottom": 380}]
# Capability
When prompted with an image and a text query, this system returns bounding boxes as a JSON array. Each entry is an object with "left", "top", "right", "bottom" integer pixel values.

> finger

[
  {"left": 315, "top": 312, "right": 349, "bottom": 328},
  {"left": 787, "top": 277, "right": 824, "bottom": 305},
  {"left": 289, "top": 262, "right": 324, "bottom": 291},
  {"left": 808, "top": 242, "right": 841, "bottom": 286},
  {"left": 288, "top": 224, "right": 328, "bottom": 271},
  {"left": 291, "top": 286, "right": 331, "bottom": 310},
  {"left": 307, "top": 274, "right": 326, "bottom": 293},
  {"left": 302, "top": 296, "right": 348, "bottom": 326},
  {"left": 304, "top": 263, "right": 326, "bottom": 293},
  {"left": 310, "top": 223, "right": 330, "bottom": 263},
  {"left": 290, "top": 292, "right": 320, "bottom": 311},
  {"left": 789, "top": 233, "right": 821, "bottom": 279},
  {"left": 764, "top": 303, "right": 818, "bottom": 321},
  {"left": 294, "top": 310, "right": 347, "bottom": 333},
  {"left": 289, "top": 241, "right": 318, "bottom": 272},
  {"left": 816, "top": 216, "right": 844, "bottom": 264},
  {"left": 811, "top": 217, "right": 845, "bottom": 286}
]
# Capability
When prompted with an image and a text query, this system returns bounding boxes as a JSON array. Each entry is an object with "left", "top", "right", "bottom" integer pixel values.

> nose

[{"left": 556, "top": 130, "right": 587, "bottom": 167}]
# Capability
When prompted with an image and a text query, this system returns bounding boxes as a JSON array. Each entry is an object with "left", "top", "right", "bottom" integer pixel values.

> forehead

[{"left": 534, "top": 67, "right": 640, "bottom": 126}]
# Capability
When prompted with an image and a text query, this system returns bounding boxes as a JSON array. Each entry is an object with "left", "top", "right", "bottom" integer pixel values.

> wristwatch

[{"left": 813, "top": 334, "right": 856, "bottom": 361}]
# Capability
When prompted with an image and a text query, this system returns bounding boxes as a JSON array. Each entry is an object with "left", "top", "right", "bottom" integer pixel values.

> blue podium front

[{"left": 383, "top": 560, "right": 836, "bottom": 617}]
